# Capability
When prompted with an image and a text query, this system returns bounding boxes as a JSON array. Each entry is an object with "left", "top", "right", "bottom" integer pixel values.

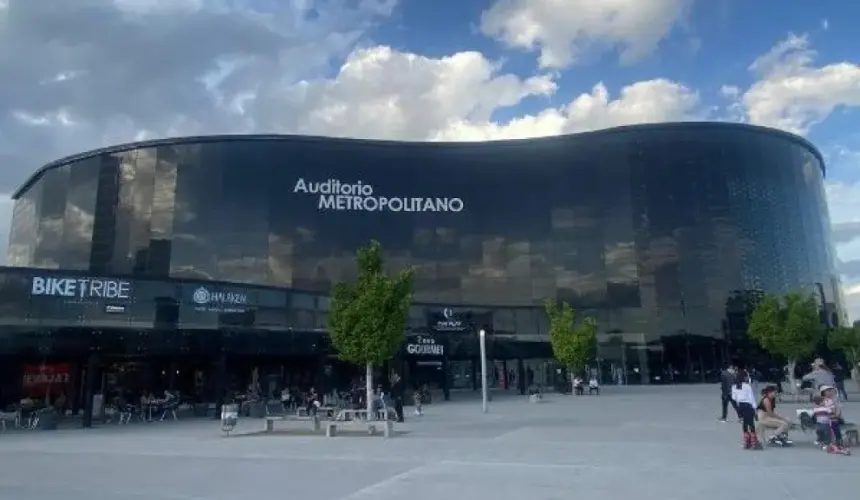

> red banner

[{"left": 22, "top": 363, "right": 72, "bottom": 398}]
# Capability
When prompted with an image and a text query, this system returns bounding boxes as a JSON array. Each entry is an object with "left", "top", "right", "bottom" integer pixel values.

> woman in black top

[{"left": 757, "top": 386, "right": 792, "bottom": 446}]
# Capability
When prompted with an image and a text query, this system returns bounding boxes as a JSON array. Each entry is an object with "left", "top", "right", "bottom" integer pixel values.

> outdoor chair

[{"left": 160, "top": 401, "right": 179, "bottom": 421}]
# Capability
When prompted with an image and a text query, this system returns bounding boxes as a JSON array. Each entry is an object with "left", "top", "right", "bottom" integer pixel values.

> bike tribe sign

[
  {"left": 293, "top": 178, "right": 464, "bottom": 213},
  {"left": 30, "top": 276, "right": 132, "bottom": 300}
]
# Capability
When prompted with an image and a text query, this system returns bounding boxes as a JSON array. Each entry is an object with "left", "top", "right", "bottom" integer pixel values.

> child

[
  {"left": 817, "top": 386, "right": 850, "bottom": 455},
  {"left": 413, "top": 389, "right": 423, "bottom": 416},
  {"left": 731, "top": 369, "right": 762, "bottom": 450}
]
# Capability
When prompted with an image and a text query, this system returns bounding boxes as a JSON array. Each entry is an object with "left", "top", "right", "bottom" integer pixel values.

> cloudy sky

[{"left": 1, "top": 0, "right": 859, "bottom": 318}]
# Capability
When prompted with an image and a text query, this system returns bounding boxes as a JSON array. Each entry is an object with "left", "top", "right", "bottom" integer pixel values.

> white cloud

[
  {"left": 479, "top": 0, "right": 691, "bottom": 68},
  {"left": 729, "top": 33, "right": 860, "bottom": 135},
  {"left": 252, "top": 46, "right": 560, "bottom": 140},
  {"left": 434, "top": 79, "right": 702, "bottom": 141}
]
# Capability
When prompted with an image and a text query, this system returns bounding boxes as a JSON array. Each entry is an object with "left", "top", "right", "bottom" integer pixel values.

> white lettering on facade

[
  {"left": 293, "top": 178, "right": 464, "bottom": 213},
  {"left": 406, "top": 336, "right": 444, "bottom": 356},
  {"left": 192, "top": 286, "right": 248, "bottom": 313},
  {"left": 406, "top": 343, "right": 445, "bottom": 356},
  {"left": 31, "top": 277, "right": 132, "bottom": 300}
]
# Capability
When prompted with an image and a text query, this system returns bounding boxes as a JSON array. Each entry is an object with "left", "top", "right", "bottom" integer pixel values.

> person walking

[
  {"left": 732, "top": 368, "right": 762, "bottom": 450},
  {"left": 719, "top": 365, "right": 740, "bottom": 422},
  {"left": 832, "top": 363, "right": 848, "bottom": 401}
]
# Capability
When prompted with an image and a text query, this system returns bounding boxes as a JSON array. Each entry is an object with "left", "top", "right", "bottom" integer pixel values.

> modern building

[{"left": 0, "top": 122, "right": 846, "bottom": 412}]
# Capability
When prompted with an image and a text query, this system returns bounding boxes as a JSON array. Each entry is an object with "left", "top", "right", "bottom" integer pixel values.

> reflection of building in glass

[{"left": 0, "top": 122, "right": 845, "bottom": 409}]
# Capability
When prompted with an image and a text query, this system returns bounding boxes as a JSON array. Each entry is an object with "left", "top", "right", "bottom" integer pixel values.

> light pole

[{"left": 479, "top": 328, "right": 488, "bottom": 413}]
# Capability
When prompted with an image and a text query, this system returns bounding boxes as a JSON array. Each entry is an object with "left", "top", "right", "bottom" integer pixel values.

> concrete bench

[
  {"left": 845, "top": 424, "right": 858, "bottom": 446},
  {"left": 325, "top": 419, "right": 393, "bottom": 438},
  {"left": 264, "top": 415, "right": 321, "bottom": 433}
]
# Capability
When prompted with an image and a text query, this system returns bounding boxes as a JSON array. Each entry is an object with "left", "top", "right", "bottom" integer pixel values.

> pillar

[
  {"left": 517, "top": 358, "right": 526, "bottom": 395},
  {"left": 81, "top": 352, "right": 100, "bottom": 428},
  {"left": 212, "top": 351, "right": 227, "bottom": 419}
]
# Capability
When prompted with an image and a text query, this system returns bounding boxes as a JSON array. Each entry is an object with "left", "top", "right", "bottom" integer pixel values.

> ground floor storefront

[{"left": 0, "top": 326, "right": 567, "bottom": 426}]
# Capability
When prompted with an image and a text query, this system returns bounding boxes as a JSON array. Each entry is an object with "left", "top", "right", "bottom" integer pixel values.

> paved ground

[{"left": 0, "top": 386, "right": 857, "bottom": 500}]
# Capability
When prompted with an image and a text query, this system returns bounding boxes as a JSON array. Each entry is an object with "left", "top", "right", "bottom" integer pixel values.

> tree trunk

[
  {"left": 786, "top": 360, "right": 797, "bottom": 391},
  {"left": 852, "top": 365, "right": 860, "bottom": 393},
  {"left": 365, "top": 362, "right": 375, "bottom": 421}
]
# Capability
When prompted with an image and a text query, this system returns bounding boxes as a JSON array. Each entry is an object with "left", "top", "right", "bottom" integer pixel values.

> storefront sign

[
  {"left": 406, "top": 336, "right": 444, "bottom": 356},
  {"left": 30, "top": 276, "right": 132, "bottom": 300},
  {"left": 192, "top": 286, "right": 248, "bottom": 313},
  {"left": 22, "top": 363, "right": 72, "bottom": 398},
  {"left": 432, "top": 308, "right": 468, "bottom": 332},
  {"left": 293, "top": 178, "right": 464, "bottom": 213}
]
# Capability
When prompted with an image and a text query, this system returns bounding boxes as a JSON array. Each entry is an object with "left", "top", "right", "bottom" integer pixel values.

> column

[
  {"left": 517, "top": 358, "right": 525, "bottom": 395},
  {"left": 212, "top": 351, "right": 227, "bottom": 419},
  {"left": 81, "top": 352, "right": 100, "bottom": 429},
  {"left": 441, "top": 356, "right": 450, "bottom": 401}
]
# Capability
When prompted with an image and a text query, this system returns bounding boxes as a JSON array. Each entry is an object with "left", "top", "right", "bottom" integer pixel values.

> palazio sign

[{"left": 191, "top": 286, "right": 248, "bottom": 313}]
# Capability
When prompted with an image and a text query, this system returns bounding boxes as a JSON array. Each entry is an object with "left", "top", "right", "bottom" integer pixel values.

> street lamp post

[{"left": 479, "top": 328, "right": 488, "bottom": 413}]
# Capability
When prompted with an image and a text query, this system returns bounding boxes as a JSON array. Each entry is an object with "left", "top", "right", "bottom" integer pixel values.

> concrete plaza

[{"left": 0, "top": 386, "right": 856, "bottom": 500}]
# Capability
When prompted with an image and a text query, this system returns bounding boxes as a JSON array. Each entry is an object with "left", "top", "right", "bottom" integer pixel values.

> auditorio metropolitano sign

[{"left": 293, "top": 178, "right": 464, "bottom": 213}]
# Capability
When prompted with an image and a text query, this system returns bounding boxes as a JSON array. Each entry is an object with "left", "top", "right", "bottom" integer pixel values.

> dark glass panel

[
  {"left": 59, "top": 156, "right": 99, "bottom": 269},
  {"left": 7, "top": 180, "right": 42, "bottom": 266},
  {"left": 32, "top": 165, "right": 70, "bottom": 269}
]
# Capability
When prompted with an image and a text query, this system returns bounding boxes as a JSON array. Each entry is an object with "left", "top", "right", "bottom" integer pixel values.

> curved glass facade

[{"left": 5, "top": 123, "right": 845, "bottom": 383}]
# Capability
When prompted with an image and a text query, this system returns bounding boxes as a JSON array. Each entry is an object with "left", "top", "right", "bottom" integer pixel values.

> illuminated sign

[
  {"left": 31, "top": 276, "right": 132, "bottom": 300},
  {"left": 293, "top": 178, "right": 464, "bottom": 213}
]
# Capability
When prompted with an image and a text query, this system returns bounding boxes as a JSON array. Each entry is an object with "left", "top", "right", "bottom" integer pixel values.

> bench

[
  {"left": 264, "top": 414, "right": 321, "bottom": 433},
  {"left": 795, "top": 409, "right": 857, "bottom": 446},
  {"left": 845, "top": 424, "right": 858, "bottom": 446},
  {"left": 325, "top": 419, "right": 393, "bottom": 438}
]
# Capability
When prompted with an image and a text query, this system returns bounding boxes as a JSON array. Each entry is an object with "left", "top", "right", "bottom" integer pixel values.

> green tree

[
  {"left": 328, "top": 240, "right": 414, "bottom": 418},
  {"left": 544, "top": 299, "right": 597, "bottom": 392},
  {"left": 828, "top": 323, "right": 860, "bottom": 390},
  {"left": 747, "top": 292, "right": 823, "bottom": 387}
]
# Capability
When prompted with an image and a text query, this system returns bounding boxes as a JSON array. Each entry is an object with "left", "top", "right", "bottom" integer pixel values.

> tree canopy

[
  {"left": 747, "top": 292, "right": 823, "bottom": 363},
  {"left": 327, "top": 240, "right": 414, "bottom": 367},
  {"left": 828, "top": 323, "right": 860, "bottom": 368},
  {"left": 544, "top": 299, "right": 597, "bottom": 373}
]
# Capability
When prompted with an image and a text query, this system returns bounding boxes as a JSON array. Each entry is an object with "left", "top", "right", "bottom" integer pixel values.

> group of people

[{"left": 719, "top": 359, "right": 850, "bottom": 455}]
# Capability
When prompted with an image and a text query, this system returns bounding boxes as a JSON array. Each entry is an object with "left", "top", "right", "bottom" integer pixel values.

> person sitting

[
  {"left": 280, "top": 388, "right": 294, "bottom": 413},
  {"left": 588, "top": 377, "right": 600, "bottom": 396},
  {"left": 756, "top": 385, "right": 792, "bottom": 446}
]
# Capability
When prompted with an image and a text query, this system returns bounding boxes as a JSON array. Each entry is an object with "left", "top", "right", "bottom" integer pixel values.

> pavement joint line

[
  {"left": 491, "top": 427, "right": 533, "bottom": 440},
  {"left": 337, "top": 464, "right": 432, "bottom": 500},
  {"left": 0, "top": 481, "right": 210, "bottom": 500},
  {"left": 0, "top": 448, "right": 420, "bottom": 464}
]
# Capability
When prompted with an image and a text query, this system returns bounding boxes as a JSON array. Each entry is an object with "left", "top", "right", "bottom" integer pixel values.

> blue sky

[{"left": 0, "top": 0, "right": 858, "bottom": 317}]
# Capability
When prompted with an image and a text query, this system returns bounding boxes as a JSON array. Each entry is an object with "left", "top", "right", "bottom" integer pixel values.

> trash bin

[
  {"left": 38, "top": 410, "right": 60, "bottom": 431},
  {"left": 248, "top": 402, "right": 266, "bottom": 419},
  {"left": 221, "top": 404, "right": 239, "bottom": 433}
]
